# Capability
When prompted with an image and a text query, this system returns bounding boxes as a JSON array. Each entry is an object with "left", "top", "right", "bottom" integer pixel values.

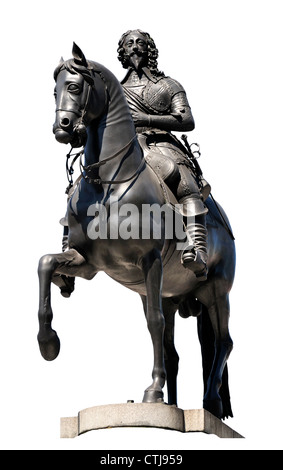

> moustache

[
  {"left": 126, "top": 50, "right": 148, "bottom": 58},
  {"left": 130, "top": 50, "right": 147, "bottom": 57}
]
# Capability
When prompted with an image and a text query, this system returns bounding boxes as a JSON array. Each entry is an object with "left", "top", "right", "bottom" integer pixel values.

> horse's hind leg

[
  {"left": 162, "top": 299, "right": 179, "bottom": 406},
  {"left": 37, "top": 249, "right": 87, "bottom": 361},
  {"left": 142, "top": 249, "right": 166, "bottom": 403},
  {"left": 203, "top": 294, "right": 233, "bottom": 419}
]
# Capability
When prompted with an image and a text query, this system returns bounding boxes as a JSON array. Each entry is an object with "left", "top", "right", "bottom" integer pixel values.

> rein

[
  {"left": 65, "top": 135, "right": 144, "bottom": 193},
  {"left": 80, "top": 135, "right": 145, "bottom": 185},
  {"left": 65, "top": 148, "right": 84, "bottom": 194}
]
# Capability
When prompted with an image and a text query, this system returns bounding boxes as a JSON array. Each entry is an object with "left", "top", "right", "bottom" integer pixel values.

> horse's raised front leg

[
  {"left": 203, "top": 293, "right": 233, "bottom": 419},
  {"left": 142, "top": 249, "right": 166, "bottom": 403},
  {"left": 37, "top": 249, "right": 88, "bottom": 361}
]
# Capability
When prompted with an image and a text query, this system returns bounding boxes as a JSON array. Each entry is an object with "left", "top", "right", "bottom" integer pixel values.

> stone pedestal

[{"left": 60, "top": 403, "right": 243, "bottom": 439}]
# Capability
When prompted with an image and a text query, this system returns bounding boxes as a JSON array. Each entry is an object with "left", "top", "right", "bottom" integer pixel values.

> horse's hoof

[
  {"left": 37, "top": 329, "right": 60, "bottom": 361},
  {"left": 203, "top": 398, "right": 223, "bottom": 420},
  {"left": 60, "top": 288, "right": 72, "bottom": 298},
  {"left": 60, "top": 275, "right": 75, "bottom": 298},
  {"left": 142, "top": 389, "right": 164, "bottom": 404}
]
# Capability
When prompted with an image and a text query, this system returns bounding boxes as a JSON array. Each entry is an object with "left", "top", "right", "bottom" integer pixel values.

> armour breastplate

[{"left": 143, "top": 79, "right": 175, "bottom": 114}]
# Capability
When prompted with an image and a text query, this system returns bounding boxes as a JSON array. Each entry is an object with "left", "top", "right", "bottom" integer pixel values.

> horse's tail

[{"left": 197, "top": 305, "right": 233, "bottom": 419}]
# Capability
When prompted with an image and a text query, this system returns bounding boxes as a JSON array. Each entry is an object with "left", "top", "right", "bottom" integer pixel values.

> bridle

[
  {"left": 58, "top": 68, "right": 144, "bottom": 193},
  {"left": 56, "top": 69, "right": 93, "bottom": 128}
]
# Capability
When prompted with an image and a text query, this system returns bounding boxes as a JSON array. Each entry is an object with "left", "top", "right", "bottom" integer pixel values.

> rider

[{"left": 117, "top": 30, "right": 208, "bottom": 280}]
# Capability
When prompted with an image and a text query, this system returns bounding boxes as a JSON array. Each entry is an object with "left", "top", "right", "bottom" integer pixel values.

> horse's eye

[{"left": 67, "top": 83, "right": 81, "bottom": 94}]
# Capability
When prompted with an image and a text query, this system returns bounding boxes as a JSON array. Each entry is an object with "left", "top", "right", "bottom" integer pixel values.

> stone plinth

[
  {"left": 184, "top": 409, "right": 243, "bottom": 438},
  {"left": 60, "top": 403, "right": 244, "bottom": 439}
]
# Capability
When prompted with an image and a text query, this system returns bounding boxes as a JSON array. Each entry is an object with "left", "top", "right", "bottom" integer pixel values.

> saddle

[
  {"left": 138, "top": 132, "right": 211, "bottom": 201},
  {"left": 138, "top": 132, "right": 183, "bottom": 183}
]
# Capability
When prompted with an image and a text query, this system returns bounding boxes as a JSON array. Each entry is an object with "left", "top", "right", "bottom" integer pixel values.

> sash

[{"left": 123, "top": 86, "right": 158, "bottom": 115}]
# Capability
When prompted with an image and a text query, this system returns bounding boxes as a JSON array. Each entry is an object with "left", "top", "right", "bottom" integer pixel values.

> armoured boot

[
  {"left": 179, "top": 196, "right": 208, "bottom": 281},
  {"left": 181, "top": 217, "right": 208, "bottom": 280}
]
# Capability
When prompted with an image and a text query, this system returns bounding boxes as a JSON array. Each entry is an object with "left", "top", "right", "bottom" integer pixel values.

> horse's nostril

[{"left": 61, "top": 117, "right": 70, "bottom": 128}]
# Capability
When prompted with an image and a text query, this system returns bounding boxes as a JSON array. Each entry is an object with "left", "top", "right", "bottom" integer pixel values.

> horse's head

[{"left": 53, "top": 43, "right": 105, "bottom": 148}]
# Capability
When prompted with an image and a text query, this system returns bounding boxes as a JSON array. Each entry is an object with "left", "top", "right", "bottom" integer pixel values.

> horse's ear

[
  {"left": 72, "top": 42, "right": 88, "bottom": 67},
  {"left": 54, "top": 56, "right": 65, "bottom": 81}
]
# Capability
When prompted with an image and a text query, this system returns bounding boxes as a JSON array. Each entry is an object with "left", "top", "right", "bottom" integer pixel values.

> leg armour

[{"left": 180, "top": 203, "right": 208, "bottom": 281}]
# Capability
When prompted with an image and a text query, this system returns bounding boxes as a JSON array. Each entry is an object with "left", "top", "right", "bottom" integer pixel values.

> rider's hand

[{"left": 130, "top": 110, "right": 150, "bottom": 126}]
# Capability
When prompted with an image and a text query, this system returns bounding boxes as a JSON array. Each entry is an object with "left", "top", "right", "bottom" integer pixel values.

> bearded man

[{"left": 117, "top": 30, "right": 208, "bottom": 280}]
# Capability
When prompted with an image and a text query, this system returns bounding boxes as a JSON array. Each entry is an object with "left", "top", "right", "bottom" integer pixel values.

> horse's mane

[{"left": 53, "top": 58, "right": 94, "bottom": 86}]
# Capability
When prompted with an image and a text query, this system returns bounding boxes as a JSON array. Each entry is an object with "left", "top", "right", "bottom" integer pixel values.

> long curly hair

[{"left": 117, "top": 30, "right": 164, "bottom": 76}]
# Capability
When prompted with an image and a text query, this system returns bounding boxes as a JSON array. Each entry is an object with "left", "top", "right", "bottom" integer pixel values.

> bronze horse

[{"left": 37, "top": 44, "right": 236, "bottom": 420}]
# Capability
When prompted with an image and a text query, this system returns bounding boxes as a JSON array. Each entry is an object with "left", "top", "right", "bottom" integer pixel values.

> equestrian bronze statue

[{"left": 37, "top": 39, "right": 236, "bottom": 420}]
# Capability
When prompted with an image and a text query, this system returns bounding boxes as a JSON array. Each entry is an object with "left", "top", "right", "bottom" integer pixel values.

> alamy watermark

[{"left": 87, "top": 196, "right": 195, "bottom": 250}]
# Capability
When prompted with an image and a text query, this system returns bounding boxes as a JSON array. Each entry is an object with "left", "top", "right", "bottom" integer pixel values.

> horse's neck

[{"left": 85, "top": 64, "right": 138, "bottom": 166}]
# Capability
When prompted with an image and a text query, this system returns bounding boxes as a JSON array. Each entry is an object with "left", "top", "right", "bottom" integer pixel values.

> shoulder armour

[
  {"left": 144, "top": 76, "right": 186, "bottom": 114},
  {"left": 164, "top": 77, "right": 186, "bottom": 96}
]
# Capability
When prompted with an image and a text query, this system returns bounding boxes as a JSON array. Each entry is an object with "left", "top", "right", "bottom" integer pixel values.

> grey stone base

[{"left": 60, "top": 403, "right": 243, "bottom": 439}]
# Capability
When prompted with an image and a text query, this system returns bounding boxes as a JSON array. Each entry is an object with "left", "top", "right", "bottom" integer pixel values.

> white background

[{"left": 1, "top": 0, "right": 282, "bottom": 450}]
